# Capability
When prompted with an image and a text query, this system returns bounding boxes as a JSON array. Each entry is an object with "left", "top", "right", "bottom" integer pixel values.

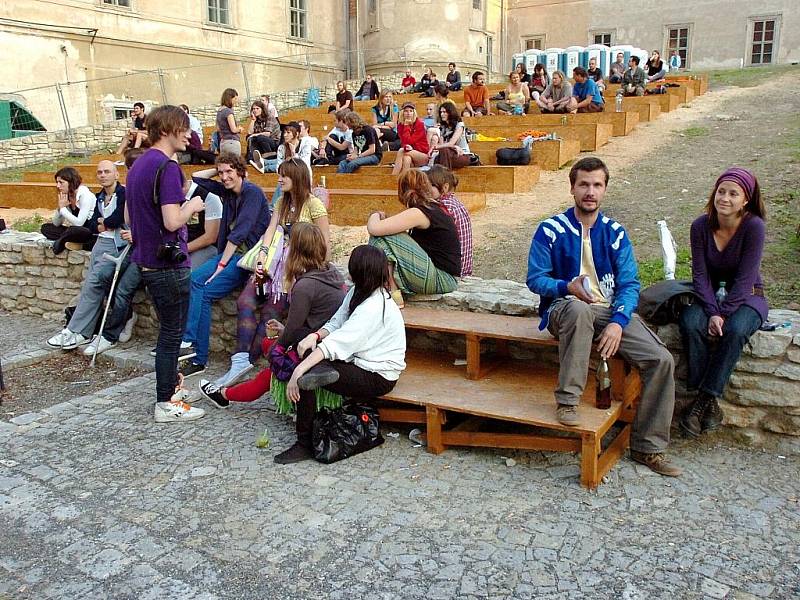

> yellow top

[
  {"left": 580, "top": 234, "right": 610, "bottom": 306},
  {"left": 274, "top": 194, "right": 327, "bottom": 225}
]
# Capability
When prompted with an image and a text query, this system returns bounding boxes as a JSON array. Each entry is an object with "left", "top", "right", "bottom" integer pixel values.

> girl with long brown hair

[
  {"left": 367, "top": 169, "right": 461, "bottom": 305},
  {"left": 216, "top": 87, "right": 242, "bottom": 156},
  {"left": 200, "top": 222, "right": 345, "bottom": 408},
  {"left": 212, "top": 158, "right": 331, "bottom": 388}
]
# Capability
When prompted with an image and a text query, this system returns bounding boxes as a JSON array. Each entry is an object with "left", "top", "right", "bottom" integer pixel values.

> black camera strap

[{"left": 152, "top": 157, "right": 180, "bottom": 243}]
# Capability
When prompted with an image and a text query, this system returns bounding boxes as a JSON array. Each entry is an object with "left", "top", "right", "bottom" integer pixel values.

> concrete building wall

[
  {"left": 506, "top": 0, "right": 799, "bottom": 70},
  {"left": 0, "top": 0, "right": 348, "bottom": 128}
]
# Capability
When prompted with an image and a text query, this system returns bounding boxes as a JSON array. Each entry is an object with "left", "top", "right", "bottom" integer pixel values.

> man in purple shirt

[
  {"left": 179, "top": 153, "right": 270, "bottom": 379},
  {"left": 125, "top": 105, "right": 206, "bottom": 423}
]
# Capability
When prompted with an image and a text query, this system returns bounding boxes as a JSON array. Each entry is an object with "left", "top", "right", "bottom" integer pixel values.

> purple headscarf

[{"left": 715, "top": 167, "right": 757, "bottom": 201}]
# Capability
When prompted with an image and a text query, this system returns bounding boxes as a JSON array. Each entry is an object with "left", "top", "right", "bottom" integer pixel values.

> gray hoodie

[{"left": 279, "top": 265, "right": 346, "bottom": 347}]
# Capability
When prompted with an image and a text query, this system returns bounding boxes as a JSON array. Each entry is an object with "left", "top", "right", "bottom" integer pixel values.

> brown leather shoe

[
  {"left": 556, "top": 404, "right": 579, "bottom": 427},
  {"left": 630, "top": 451, "right": 682, "bottom": 477}
]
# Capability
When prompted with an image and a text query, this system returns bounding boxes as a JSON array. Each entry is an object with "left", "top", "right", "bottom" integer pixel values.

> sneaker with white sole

[
  {"left": 61, "top": 331, "right": 90, "bottom": 350},
  {"left": 250, "top": 150, "right": 265, "bottom": 173},
  {"left": 199, "top": 379, "right": 230, "bottom": 409},
  {"left": 118, "top": 312, "right": 138, "bottom": 344},
  {"left": 179, "top": 361, "right": 207, "bottom": 379},
  {"left": 82, "top": 335, "right": 116, "bottom": 356},
  {"left": 47, "top": 328, "right": 72, "bottom": 349},
  {"left": 153, "top": 399, "right": 205, "bottom": 423},
  {"left": 213, "top": 352, "right": 254, "bottom": 387},
  {"left": 150, "top": 342, "right": 196, "bottom": 361}
]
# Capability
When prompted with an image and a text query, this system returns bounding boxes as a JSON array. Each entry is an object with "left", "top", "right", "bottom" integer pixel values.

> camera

[{"left": 156, "top": 240, "right": 187, "bottom": 263}]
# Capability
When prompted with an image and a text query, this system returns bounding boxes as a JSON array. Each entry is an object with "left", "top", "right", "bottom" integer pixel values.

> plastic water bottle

[
  {"left": 615, "top": 91, "right": 623, "bottom": 112},
  {"left": 716, "top": 282, "right": 728, "bottom": 304}
]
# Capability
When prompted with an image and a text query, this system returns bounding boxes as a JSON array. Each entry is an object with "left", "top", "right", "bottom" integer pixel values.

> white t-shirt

[{"left": 97, "top": 191, "right": 118, "bottom": 239}]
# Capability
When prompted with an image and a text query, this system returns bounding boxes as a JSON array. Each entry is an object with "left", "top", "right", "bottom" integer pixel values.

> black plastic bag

[
  {"left": 496, "top": 147, "right": 531, "bottom": 166},
  {"left": 312, "top": 404, "right": 384, "bottom": 464}
]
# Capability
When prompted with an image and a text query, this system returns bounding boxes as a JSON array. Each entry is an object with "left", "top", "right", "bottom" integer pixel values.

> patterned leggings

[{"left": 235, "top": 277, "right": 289, "bottom": 363}]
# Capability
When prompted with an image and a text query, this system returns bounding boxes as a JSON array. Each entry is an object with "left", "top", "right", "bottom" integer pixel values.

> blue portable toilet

[
  {"left": 512, "top": 53, "right": 524, "bottom": 72},
  {"left": 544, "top": 48, "right": 564, "bottom": 74},
  {"left": 586, "top": 44, "right": 612, "bottom": 77},
  {"left": 611, "top": 44, "right": 634, "bottom": 66},
  {"left": 564, "top": 46, "right": 584, "bottom": 76},
  {"left": 523, "top": 49, "right": 541, "bottom": 74}
]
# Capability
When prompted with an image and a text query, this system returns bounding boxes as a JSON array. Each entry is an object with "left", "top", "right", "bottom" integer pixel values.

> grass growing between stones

[
  {"left": 10, "top": 213, "right": 46, "bottom": 232},
  {"left": 0, "top": 158, "right": 74, "bottom": 183}
]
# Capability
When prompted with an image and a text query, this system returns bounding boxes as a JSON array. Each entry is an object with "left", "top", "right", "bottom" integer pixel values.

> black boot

[
  {"left": 680, "top": 393, "right": 709, "bottom": 438},
  {"left": 701, "top": 395, "right": 724, "bottom": 432},
  {"left": 273, "top": 442, "right": 312, "bottom": 464},
  {"left": 298, "top": 363, "right": 340, "bottom": 390},
  {"left": 274, "top": 393, "right": 315, "bottom": 464}
]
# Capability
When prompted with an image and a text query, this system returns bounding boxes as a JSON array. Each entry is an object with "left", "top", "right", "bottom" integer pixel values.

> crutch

[{"left": 91, "top": 243, "right": 131, "bottom": 367}]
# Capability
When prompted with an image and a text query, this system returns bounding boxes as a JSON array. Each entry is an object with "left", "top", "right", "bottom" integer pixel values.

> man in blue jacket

[
  {"left": 527, "top": 157, "right": 681, "bottom": 477},
  {"left": 179, "top": 153, "right": 271, "bottom": 378}
]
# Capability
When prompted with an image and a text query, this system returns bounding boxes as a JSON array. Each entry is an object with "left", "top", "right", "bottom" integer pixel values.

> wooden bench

[
  {"left": 380, "top": 306, "right": 640, "bottom": 489},
  {"left": 465, "top": 110, "right": 640, "bottom": 138}
]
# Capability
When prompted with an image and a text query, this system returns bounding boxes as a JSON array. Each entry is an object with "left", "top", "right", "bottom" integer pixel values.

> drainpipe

[
  {"left": 500, "top": 0, "right": 506, "bottom": 72},
  {"left": 344, "top": 0, "right": 352, "bottom": 78}
]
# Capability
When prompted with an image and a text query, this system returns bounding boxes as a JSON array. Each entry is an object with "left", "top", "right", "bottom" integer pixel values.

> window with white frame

[
  {"left": 289, "top": 0, "right": 308, "bottom": 39},
  {"left": 593, "top": 32, "right": 613, "bottom": 46},
  {"left": 750, "top": 18, "right": 777, "bottom": 64},
  {"left": 667, "top": 26, "right": 691, "bottom": 68},
  {"left": 207, "top": 0, "right": 230, "bottom": 25}
]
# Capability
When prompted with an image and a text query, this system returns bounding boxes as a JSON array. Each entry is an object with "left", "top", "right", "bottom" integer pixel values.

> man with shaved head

[{"left": 47, "top": 159, "right": 142, "bottom": 354}]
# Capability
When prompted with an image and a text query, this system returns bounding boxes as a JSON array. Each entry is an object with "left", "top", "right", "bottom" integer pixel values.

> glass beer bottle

[{"left": 595, "top": 357, "right": 611, "bottom": 409}]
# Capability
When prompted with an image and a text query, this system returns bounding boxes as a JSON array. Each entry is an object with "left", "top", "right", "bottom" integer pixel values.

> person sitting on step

[
  {"left": 47, "top": 160, "right": 139, "bottom": 353},
  {"left": 445, "top": 62, "right": 463, "bottom": 91},
  {"left": 645, "top": 50, "right": 667, "bottom": 82},
  {"left": 462, "top": 71, "right": 492, "bottom": 117},
  {"left": 214, "top": 158, "right": 331, "bottom": 388},
  {"left": 609, "top": 52, "right": 626, "bottom": 84},
  {"left": 246, "top": 99, "right": 280, "bottom": 165},
  {"left": 526, "top": 157, "right": 681, "bottom": 477},
  {"left": 199, "top": 222, "right": 345, "bottom": 408},
  {"left": 426, "top": 165, "right": 473, "bottom": 277},
  {"left": 371, "top": 90, "right": 399, "bottom": 150},
  {"left": 354, "top": 74, "right": 380, "bottom": 101},
  {"left": 678, "top": 167, "right": 767, "bottom": 438},
  {"left": 368, "top": 169, "right": 461, "bottom": 306},
  {"left": 515, "top": 63, "right": 531, "bottom": 85},
  {"left": 496, "top": 70, "right": 531, "bottom": 115},
  {"left": 400, "top": 69, "right": 416, "bottom": 93},
  {"left": 274, "top": 244, "right": 406, "bottom": 464},
  {"left": 414, "top": 67, "right": 436, "bottom": 94},
  {"left": 337, "top": 112, "right": 382, "bottom": 173},
  {"left": 315, "top": 110, "right": 352, "bottom": 167},
  {"left": 116, "top": 102, "right": 147, "bottom": 155},
  {"left": 216, "top": 88, "right": 243, "bottom": 157},
  {"left": 430, "top": 102, "right": 472, "bottom": 170},
  {"left": 529, "top": 63, "right": 550, "bottom": 101},
  {"left": 587, "top": 57, "right": 606, "bottom": 93},
  {"left": 178, "top": 152, "right": 271, "bottom": 379},
  {"left": 622, "top": 56, "right": 646, "bottom": 97},
  {"left": 328, "top": 80, "right": 353, "bottom": 113},
  {"left": 569, "top": 66, "right": 605, "bottom": 113},
  {"left": 535, "top": 70, "right": 573, "bottom": 114},
  {"left": 391, "top": 103, "right": 430, "bottom": 176},
  {"left": 40, "top": 166, "right": 96, "bottom": 255}
]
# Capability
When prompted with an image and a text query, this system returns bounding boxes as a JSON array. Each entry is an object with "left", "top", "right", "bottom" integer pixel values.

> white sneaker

[
  {"left": 83, "top": 335, "right": 116, "bottom": 356},
  {"left": 118, "top": 312, "right": 138, "bottom": 343},
  {"left": 154, "top": 399, "right": 205, "bottom": 423},
  {"left": 213, "top": 352, "right": 254, "bottom": 387},
  {"left": 250, "top": 150, "right": 265, "bottom": 173},
  {"left": 61, "top": 331, "right": 90, "bottom": 350},
  {"left": 47, "top": 328, "right": 71, "bottom": 349}
]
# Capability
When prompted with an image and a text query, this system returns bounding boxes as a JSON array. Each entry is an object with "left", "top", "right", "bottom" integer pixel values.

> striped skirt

[{"left": 369, "top": 233, "right": 458, "bottom": 296}]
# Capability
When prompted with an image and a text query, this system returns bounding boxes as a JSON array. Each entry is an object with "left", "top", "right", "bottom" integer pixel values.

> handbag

[
  {"left": 312, "top": 404, "right": 384, "bottom": 464},
  {"left": 268, "top": 342, "right": 300, "bottom": 382},
  {"left": 496, "top": 147, "right": 531, "bottom": 166},
  {"left": 237, "top": 225, "right": 285, "bottom": 272}
]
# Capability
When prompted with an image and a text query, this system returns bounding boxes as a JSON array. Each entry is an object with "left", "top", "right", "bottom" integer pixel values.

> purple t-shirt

[{"left": 126, "top": 148, "right": 190, "bottom": 269}]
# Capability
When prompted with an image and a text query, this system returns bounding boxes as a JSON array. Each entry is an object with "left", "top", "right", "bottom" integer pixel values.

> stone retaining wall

[
  {"left": 0, "top": 74, "right": 405, "bottom": 170},
  {"left": 3, "top": 231, "right": 798, "bottom": 441}
]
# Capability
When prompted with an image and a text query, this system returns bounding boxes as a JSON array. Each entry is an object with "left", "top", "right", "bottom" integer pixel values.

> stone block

[
  {"left": 745, "top": 330, "right": 793, "bottom": 358},
  {"left": 733, "top": 357, "right": 780, "bottom": 375},
  {"left": 788, "top": 347, "right": 800, "bottom": 364},
  {"left": 774, "top": 362, "right": 800, "bottom": 381},
  {"left": 727, "top": 374, "right": 800, "bottom": 407},
  {"left": 760, "top": 412, "right": 800, "bottom": 436},
  {"left": 718, "top": 400, "right": 765, "bottom": 428}
]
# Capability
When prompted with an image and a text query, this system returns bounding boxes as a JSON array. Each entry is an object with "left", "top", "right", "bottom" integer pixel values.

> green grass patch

[
  {"left": 638, "top": 248, "right": 692, "bottom": 288},
  {"left": 11, "top": 213, "right": 46, "bottom": 233},
  {"left": 682, "top": 126, "right": 708, "bottom": 138},
  {"left": 707, "top": 64, "right": 797, "bottom": 89},
  {"left": 0, "top": 158, "right": 75, "bottom": 183}
]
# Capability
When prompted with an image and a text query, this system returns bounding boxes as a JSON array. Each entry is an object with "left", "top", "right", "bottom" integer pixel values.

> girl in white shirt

[
  {"left": 274, "top": 244, "right": 407, "bottom": 464},
  {"left": 40, "top": 167, "right": 96, "bottom": 254}
]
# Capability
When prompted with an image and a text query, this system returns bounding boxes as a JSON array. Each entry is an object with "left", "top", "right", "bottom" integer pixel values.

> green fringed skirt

[{"left": 270, "top": 375, "right": 344, "bottom": 415}]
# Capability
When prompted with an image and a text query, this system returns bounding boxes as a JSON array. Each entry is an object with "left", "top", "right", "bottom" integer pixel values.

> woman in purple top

[{"left": 679, "top": 167, "right": 767, "bottom": 437}]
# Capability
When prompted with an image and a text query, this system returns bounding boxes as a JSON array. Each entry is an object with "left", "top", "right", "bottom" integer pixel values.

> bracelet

[
  {"left": 314, "top": 332, "right": 321, "bottom": 343},
  {"left": 218, "top": 260, "right": 227, "bottom": 269}
]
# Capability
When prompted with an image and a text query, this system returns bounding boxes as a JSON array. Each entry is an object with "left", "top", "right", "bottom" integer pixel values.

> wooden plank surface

[
  {"left": 402, "top": 306, "right": 554, "bottom": 344},
  {"left": 384, "top": 351, "right": 623, "bottom": 435}
]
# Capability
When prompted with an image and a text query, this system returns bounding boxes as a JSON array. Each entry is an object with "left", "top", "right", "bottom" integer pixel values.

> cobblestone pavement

[{"left": 1, "top": 315, "right": 799, "bottom": 598}]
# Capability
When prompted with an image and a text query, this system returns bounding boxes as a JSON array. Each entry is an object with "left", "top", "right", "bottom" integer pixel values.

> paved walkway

[{"left": 0, "top": 314, "right": 799, "bottom": 599}]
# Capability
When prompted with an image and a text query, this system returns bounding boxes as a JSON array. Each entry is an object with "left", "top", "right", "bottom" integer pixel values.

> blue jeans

[
  {"left": 95, "top": 258, "right": 141, "bottom": 342},
  {"left": 183, "top": 254, "right": 249, "bottom": 365},
  {"left": 354, "top": 94, "right": 371, "bottom": 101},
  {"left": 337, "top": 154, "right": 380, "bottom": 173},
  {"left": 141, "top": 268, "right": 191, "bottom": 404},
  {"left": 679, "top": 302, "right": 762, "bottom": 398}
]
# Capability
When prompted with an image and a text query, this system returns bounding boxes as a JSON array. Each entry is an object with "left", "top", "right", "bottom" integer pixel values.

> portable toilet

[
  {"left": 564, "top": 46, "right": 583, "bottom": 76},
  {"left": 544, "top": 48, "right": 564, "bottom": 74},
  {"left": 611, "top": 44, "right": 634, "bottom": 66},
  {"left": 512, "top": 53, "right": 524, "bottom": 72},
  {"left": 523, "top": 49, "right": 540, "bottom": 74},
  {"left": 632, "top": 48, "right": 650, "bottom": 68},
  {"left": 586, "top": 44, "right": 612, "bottom": 76}
]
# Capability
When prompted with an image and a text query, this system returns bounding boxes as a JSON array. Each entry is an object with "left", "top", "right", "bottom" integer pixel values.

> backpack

[
  {"left": 495, "top": 147, "right": 531, "bottom": 166},
  {"left": 637, "top": 280, "right": 695, "bottom": 325}
]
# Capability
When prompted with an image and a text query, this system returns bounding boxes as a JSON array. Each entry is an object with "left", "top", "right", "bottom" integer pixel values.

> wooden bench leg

[
  {"left": 466, "top": 334, "right": 481, "bottom": 380},
  {"left": 425, "top": 406, "right": 445, "bottom": 454},
  {"left": 580, "top": 432, "right": 601, "bottom": 489}
]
